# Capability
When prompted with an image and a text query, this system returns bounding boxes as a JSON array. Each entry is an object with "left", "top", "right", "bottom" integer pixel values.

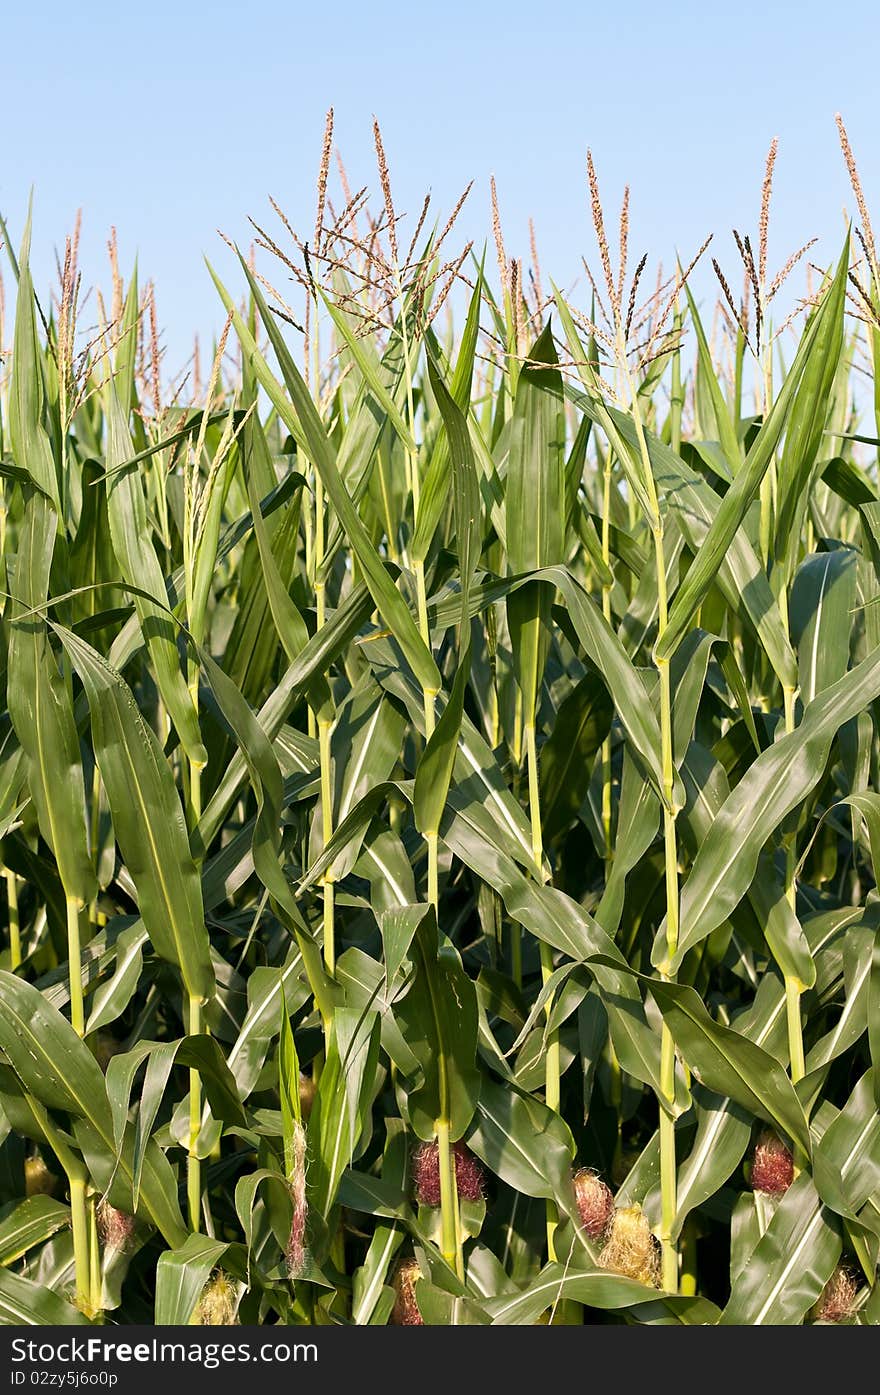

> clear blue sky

[{"left": 3, "top": 0, "right": 879, "bottom": 370}]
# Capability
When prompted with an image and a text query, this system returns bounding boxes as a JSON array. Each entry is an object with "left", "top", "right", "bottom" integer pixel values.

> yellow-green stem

[
  {"left": 680, "top": 1217, "right": 698, "bottom": 1297},
  {"left": 759, "top": 474, "right": 773, "bottom": 569},
  {"left": 5, "top": 868, "right": 20, "bottom": 969},
  {"left": 313, "top": 448, "right": 332, "bottom": 1042},
  {"left": 659, "top": 1025, "right": 678, "bottom": 1292},
  {"left": 600, "top": 739, "right": 613, "bottom": 863},
  {"left": 303, "top": 467, "right": 314, "bottom": 589},
  {"left": 187, "top": 676, "right": 202, "bottom": 829},
  {"left": 524, "top": 723, "right": 543, "bottom": 877},
  {"left": 28, "top": 1094, "right": 92, "bottom": 1301},
  {"left": 512, "top": 685, "right": 523, "bottom": 767},
  {"left": 426, "top": 831, "right": 439, "bottom": 911},
  {"left": 422, "top": 684, "right": 438, "bottom": 907},
  {"left": 754, "top": 1189, "right": 772, "bottom": 1238},
  {"left": 601, "top": 462, "right": 614, "bottom": 866},
  {"left": 608, "top": 1039, "right": 624, "bottom": 1179},
  {"left": 415, "top": 557, "right": 441, "bottom": 908},
  {"left": 88, "top": 764, "right": 102, "bottom": 931},
  {"left": 785, "top": 977, "right": 806, "bottom": 1085},
  {"left": 653, "top": 515, "right": 680, "bottom": 1295},
  {"left": 187, "top": 995, "right": 202, "bottom": 1232},
  {"left": 781, "top": 682, "right": 806, "bottom": 1086},
  {"left": 415, "top": 559, "right": 430, "bottom": 651},
  {"left": 318, "top": 718, "right": 335, "bottom": 981},
  {"left": 184, "top": 669, "right": 205, "bottom": 1229},
  {"left": 436, "top": 1118, "right": 463, "bottom": 1279},
  {"left": 421, "top": 690, "right": 437, "bottom": 748},
  {"left": 66, "top": 897, "right": 85, "bottom": 1038},
  {"left": 315, "top": 476, "right": 325, "bottom": 601},
  {"left": 525, "top": 721, "right": 561, "bottom": 1261},
  {"left": 540, "top": 939, "right": 560, "bottom": 1262},
  {"left": 69, "top": 1172, "right": 91, "bottom": 1313},
  {"left": 88, "top": 1191, "right": 102, "bottom": 1316},
  {"left": 322, "top": 883, "right": 336, "bottom": 982}
]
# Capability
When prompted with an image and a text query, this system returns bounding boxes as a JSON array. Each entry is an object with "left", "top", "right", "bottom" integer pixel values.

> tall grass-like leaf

[
  {"left": 657, "top": 243, "right": 848, "bottom": 661},
  {"left": 54, "top": 626, "right": 214, "bottom": 1004},
  {"left": 395, "top": 905, "right": 480, "bottom": 1142},
  {"left": 790, "top": 549, "right": 858, "bottom": 704},
  {"left": 103, "top": 388, "right": 207, "bottom": 767},
  {"left": 308, "top": 1008, "right": 381, "bottom": 1219},
  {"left": 566, "top": 386, "right": 799, "bottom": 688},
  {"left": 468, "top": 1077, "right": 575, "bottom": 1205},
  {"left": 0, "top": 1270, "right": 90, "bottom": 1325},
  {"left": 663, "top": 643, "right": 880, "bottom": 969},
  {"left": 722, "top": 1175, "right": 841, "bottom": 1325},
  {"left": 7, "top": 489, "right": 95, "bottom": 906},
  {"left": 0, "top": 1198, "right": 71, "bottom": 1266},
  {"left": 505, "top": 324, "right": 566, "bottom": 721},
  {"left": 648, "top": 978, "right": 811, "bottom": 1155},
  {"left": 412, "top": 276, "right": 483, "bottom": 562},
  {"left": 154, "top": 1234, "right": 230, "bottom": 1324},
  {"left": 7, "top": 239, "right": 61, "bottom": 511},
  {"left": 0, "top": 971, "right": 186, "bottom": 1245},
  {"left": 212, "top": 257, "right": 440, "bottom": 696},
  {"left": 3, "top": 168, "right": 880, "bottom": 1326},
  {"left": 683, "top": 285, "right": 742, "bottom": 474}
]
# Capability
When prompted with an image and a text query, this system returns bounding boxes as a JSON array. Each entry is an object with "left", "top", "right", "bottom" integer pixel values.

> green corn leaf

[
  {"left": 0, "top": 1270, "right": 90, "bottom": 1325},
  {"left": 395, "top": 904, "right": 480, "bottom": 1141},
  {"left": 53, "top": 625, "right": 214, "bottom": 1004},
  {"left": 414, "top": 651, "right": 470, "bottom": 839},
  {"left": 722, "top": 1174, "right": 841, "bottom": 1325},
  {"left": 212, "top": 255, "right": 440, "bottom": 696},
  {"left": 663, "top": 643, "right": 880, "bottom": 970},
  {"left": 790, "top": 549, "right": 858, "bottom": 705},
  {"left": 813, "top": 1071, "right": 880, "bottom": 1220},
  {"left": 413, "top": 273, "right": 483, "bottom": 563},
  {"left": 7, "top": 488, "right": 95, "bottom": 906},
  {"left": 308, "top": 1007, "right": 381, "bottom": 1219},
  {"left": 103, "top": 386, "right": 206, "bottom": 767},
  {"left": 7, "top": 229, "right": 61, "bottom": 511},
  {"left": 0, "top": 971, "right": 186, "bottom": 1245},
  {"left": 318, "top": 288, "right": 416, "bottom": 452},
  {"left": 0, "top": 1196, "right": 71, "bottom": 1265},
  {"left": 155, "top": 1233, "right": 231, "bottom": 1324},
  {"left": 648, "top": 978, "right": 812, "bottom": 1156},
  {"left": 658, "top": 242, "right": 849, "bottom": 663},
  {"left": 279, "top": 997, "right": 302, "bottom": 1172}
]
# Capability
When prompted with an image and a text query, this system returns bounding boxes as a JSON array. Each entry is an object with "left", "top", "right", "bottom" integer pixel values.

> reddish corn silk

[
  {"left": 286, "top": 1204, "right": 307, "bottom": 1279},
  {"left": 572, "top": 1168, "right": 614, "bottom": 1240},
  {"left": 812, "top": 1265, "right": 858, "bottom": 1323},
  {"left": 96, "top": 1201, "right": 135, "bottom": 1252},
  {"left": 412, "top": 1141, "right": 485, "bottom": 1206},
  {"left": 391, "top": 1258, "right": 424, "bottom": 1326},
  {"left": 286, "top": 1120, "right": 308, "bottom": 1279},
  {"left": 750, "top": 1131, "right": 794, "bottom": 1195}
]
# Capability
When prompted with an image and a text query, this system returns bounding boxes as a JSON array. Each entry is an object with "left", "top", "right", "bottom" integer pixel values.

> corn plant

[{"left": 0, "top": 113, "right": 878, "bottom": 1327}]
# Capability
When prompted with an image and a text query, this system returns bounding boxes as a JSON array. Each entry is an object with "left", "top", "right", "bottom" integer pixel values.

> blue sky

[{"left": 3, "top": 0, "right": 879, "bottom": 370}]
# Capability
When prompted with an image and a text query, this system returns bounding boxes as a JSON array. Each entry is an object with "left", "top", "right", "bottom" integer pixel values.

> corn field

[{"left": 0, "top": 113, "right": 878, "bottom": 1328}]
